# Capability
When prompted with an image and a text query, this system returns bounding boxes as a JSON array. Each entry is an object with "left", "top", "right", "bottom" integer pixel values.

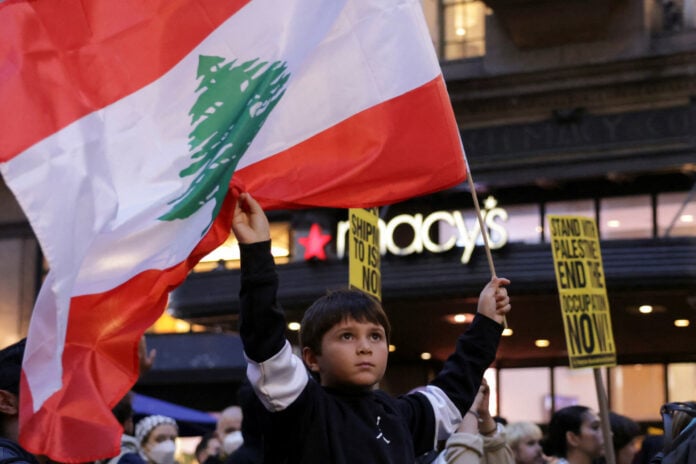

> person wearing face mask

[
  {"left": 222, "top": 429, "right": 243, "bottom": 457},
  {"left": 225, "top": 382, "right": 265, "bottom": 464},
  {"left": 118, "top": 414, "right": 178, "bottom": 464},
  {"left": 215, "top": 406, "right": 244, "bottom": 458}
]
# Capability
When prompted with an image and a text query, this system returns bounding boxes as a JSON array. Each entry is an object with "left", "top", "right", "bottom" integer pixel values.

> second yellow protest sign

[
  {"left": 349, "top": 207, "right": 381, "bottom": 300},
  {"left": 548, "top": 215, "right": 616, "bottom": 369}
]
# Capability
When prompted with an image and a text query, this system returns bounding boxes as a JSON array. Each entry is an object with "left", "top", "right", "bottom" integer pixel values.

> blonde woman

[{"left": 505, "top": 421, "right": 547, "bottom": 464}]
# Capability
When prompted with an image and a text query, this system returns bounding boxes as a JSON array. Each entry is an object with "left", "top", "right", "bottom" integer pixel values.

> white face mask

[
  {"left": 222, "top": 430, "right": 244, "bottom": 455},
  {"left": 146, "top": 439, "right": 176, "bottom": 464}
]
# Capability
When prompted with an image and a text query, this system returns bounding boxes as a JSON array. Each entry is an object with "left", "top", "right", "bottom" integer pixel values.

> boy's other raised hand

[
  {"left": 476, "top": 277, "right": 511, "bottom": 325},
  {"left": 232, "top": 192, "right": 270, "bottom": 244}
]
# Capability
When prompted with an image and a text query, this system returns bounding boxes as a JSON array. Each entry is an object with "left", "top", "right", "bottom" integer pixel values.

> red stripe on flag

[
  {"left": 0, "top": 0, "right": 250, "bottom": 161},
  {"left": 18, "top": 193, "right": 236, "bottom": 462},
  {"left": 235, "top": 77, "right": 466, "bottom": 210}
]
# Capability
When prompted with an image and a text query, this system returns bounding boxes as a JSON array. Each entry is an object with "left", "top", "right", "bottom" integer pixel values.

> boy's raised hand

[
  {"left": 476, "top": 277, "right": 511, "bottom": 325},
  {"left": 232, "top": 192, "right": 270, "bottom": 244}
]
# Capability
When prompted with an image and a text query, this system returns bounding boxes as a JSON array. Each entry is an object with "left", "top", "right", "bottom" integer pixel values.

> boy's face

[{"left": 304, "top": 317, "right": 388, "bottom": 389}]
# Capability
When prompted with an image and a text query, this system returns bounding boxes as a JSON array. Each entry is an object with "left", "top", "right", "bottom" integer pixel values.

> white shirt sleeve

[
  {"left": 245, "top": 340, "right": 309, "bottom": 411},
  {"left": 418, "top": 384, "right": 464, "bottom": 442}
]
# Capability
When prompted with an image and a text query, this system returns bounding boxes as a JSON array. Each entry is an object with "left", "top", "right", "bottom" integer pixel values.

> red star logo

[{"left": 298, "top": 223, "right": 332, "bottom": 261}]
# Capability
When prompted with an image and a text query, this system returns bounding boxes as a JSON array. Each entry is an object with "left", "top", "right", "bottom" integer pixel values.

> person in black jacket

[
  {"left": 0, "top": 339, "right": 39, "bottom": 464},
  {"left": 231, "top": 192, "right": 511, "bottom": 464}
]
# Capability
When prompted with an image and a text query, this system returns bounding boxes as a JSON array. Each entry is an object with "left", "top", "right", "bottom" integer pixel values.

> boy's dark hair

[
  {"left": 299, "top": 289, "right": 390, "bottom": 355},
  {"left": 0, "top": 338, "right": 26, "bottom": 396},
  {"left": 542, "top": 405, "right": 590, "bottom": 458}
]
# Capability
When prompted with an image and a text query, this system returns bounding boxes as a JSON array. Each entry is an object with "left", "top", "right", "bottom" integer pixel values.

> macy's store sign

[{"left": 335, "top": 200, "right": 509, "bottom": 264}]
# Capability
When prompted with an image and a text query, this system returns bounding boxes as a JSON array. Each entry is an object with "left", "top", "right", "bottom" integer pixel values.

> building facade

[{"left": 1, "top": 0, "right": 694, "bottom": 423}]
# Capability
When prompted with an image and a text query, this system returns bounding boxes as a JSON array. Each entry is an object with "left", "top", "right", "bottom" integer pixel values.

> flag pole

[{"left": 463, "top": 152, "right": 508, "bottom": 328}]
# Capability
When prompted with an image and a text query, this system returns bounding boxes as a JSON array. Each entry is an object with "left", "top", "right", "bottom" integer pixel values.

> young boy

[{"left": 232, "top": 192, "right": 511, "bottom": 463}]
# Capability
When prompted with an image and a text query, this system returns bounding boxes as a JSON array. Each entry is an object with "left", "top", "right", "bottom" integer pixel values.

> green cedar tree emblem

[{"left": 159, "top": 55, "right": 290, "bottom": 231}]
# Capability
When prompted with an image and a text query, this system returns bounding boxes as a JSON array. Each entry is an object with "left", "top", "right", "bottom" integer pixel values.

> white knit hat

[{"left": 135, "top": 415, "right": 178, "bottom": 444}]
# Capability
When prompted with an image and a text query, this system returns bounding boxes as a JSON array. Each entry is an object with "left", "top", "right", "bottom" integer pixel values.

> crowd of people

[{"left": 0, "top": 193, "right": 694, "bottom": 463}]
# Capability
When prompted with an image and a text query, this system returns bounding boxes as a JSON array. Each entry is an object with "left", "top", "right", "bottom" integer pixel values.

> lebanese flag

[{"left": 0, "top": 0, "right": 465, "bottom": 461}]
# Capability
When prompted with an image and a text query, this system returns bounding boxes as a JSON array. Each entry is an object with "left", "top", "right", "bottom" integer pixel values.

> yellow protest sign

[
  {"left": 548, "top": 215, "right": 616, "bottom": 369},
  {"left": 349, "top": 207, "right": 381, "bottom": 301}
]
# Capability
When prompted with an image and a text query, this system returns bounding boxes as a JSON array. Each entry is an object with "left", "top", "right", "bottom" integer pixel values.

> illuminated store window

[
  {"left": 553, "top": 366, "right": 603, "bottom": 415},
  {"left": 0, "top": 237, "right": 36, "bottom": 346},
  {"left": 483, "top": 368, "right": 498, "bottom": 417},
  {"left": 505, "top": 204, "right": 542, "bottom": 244},
  {"left": 442, "top": 0, "right": 486, "bottom": 60},
  {"left": 150, "top": 311, "right": 208, "bottom": 334},
  {"left": 499, "top": 367, "right": 550, "bottom": 423},
  {"left": 600, "top": 196, "right": 652, "bottom": 239},
  {"left": 687, "top": 0, "right": 696, "bottom": 28},
  {"left": 193, "top": 222, "right": 291, "bottom": 272},
  {"left": 421, "top": 0, "right": 441, "bottom": 53},
  {"left": 658, "top": 191, "right": 696, "bottom": 237},
  {"left": 610, "top": 364, "right": 664, "bottom": 421},
  {"left": 546, "top": 199, "right": 594, "bottom": 218},
  {"left": 668, "top": 363, "right": 696, "bottom": 403}
]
